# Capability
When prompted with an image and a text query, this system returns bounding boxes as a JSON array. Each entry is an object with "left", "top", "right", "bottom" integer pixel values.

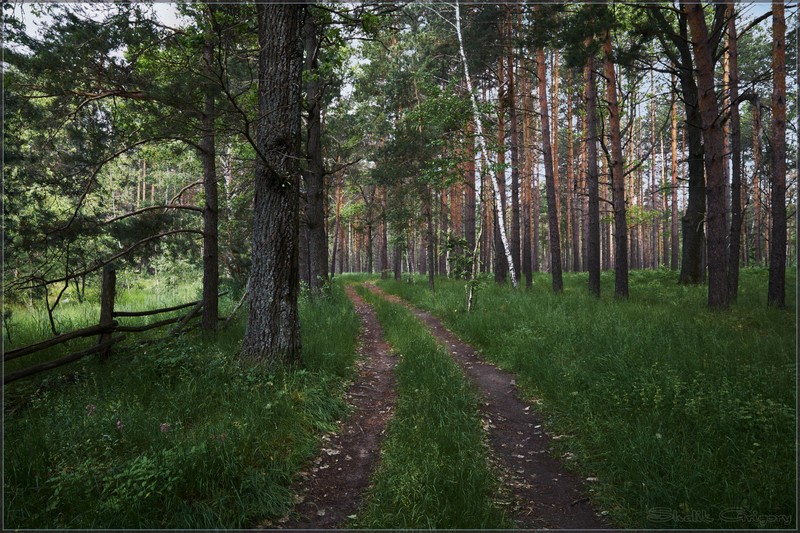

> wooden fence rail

[
  {"left": 4, "top": 322, "right": 118, "bottom": 362},
  {"left": 3, "top": 264, "right": 223, "bottom": 385}
]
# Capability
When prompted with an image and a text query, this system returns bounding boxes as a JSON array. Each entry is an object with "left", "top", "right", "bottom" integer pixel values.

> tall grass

[
  {"left": 377, "top": 268, "right": 796, "bottom": 529},
  {"left": 4, "top": 279, "right": 360, "bottom": 529},
  {"left": 351, "top": 285, "right": 512, "bottom": 529}
]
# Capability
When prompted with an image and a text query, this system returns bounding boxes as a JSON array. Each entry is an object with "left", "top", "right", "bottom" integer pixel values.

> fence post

[{"left": 98, "top": 264, "right": 116, "bottom": 359}]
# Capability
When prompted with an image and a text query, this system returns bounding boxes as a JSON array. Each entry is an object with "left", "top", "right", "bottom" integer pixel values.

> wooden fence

[{"left": 4, "top": 264, "right": 221, "bottom": 385}]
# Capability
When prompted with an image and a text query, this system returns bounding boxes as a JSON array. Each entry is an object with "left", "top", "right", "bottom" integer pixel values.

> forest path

[
  {"left": 271, "top": 285, "right": 397, "bottom": 529},
  {"left": 363, "top": 282, "right": 611, "bottom": 530}
]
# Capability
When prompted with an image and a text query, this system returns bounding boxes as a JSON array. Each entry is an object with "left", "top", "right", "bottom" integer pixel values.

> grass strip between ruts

[
  {"left": 350, "top": 283, "right": 513, "bottom": 529},
  {"left": 376, "top": 268, "right": 796, "bottom": 529}
]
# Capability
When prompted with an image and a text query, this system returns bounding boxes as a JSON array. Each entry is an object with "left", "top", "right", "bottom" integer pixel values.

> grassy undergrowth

[
  {"left": 4, "top": 280, "right": 359, "bottom": 529},
  {"left": 377, "top": 268, "right": 796, "bottom": 529},
  {"left": 351, "top": 284, "right": 512, "bottom": 529}
]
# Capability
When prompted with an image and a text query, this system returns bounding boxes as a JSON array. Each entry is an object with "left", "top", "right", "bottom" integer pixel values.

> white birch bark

[{"left": 453, "top": 0, "right": 518, "bottom": 288}]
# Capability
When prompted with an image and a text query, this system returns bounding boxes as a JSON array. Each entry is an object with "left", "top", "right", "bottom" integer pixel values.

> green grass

[
  {"left": 4, "top": 278, "right": 360, "bottom": 529},
  {"left": 376, "top": 268, "right": 796, "bottom": 529},
  {"left": 4, "top": 271, "right": 211, "bottom": 391},
  {"left": 350, "top": 284, "right": 513, "bottom": 529}
]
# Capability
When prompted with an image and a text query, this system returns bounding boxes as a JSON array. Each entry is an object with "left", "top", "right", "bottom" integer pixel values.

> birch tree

[{"left": 452, "top": 0, "right": 518, "bottom": 288}]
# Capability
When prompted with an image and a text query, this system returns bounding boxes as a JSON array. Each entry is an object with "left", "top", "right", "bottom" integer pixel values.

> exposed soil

[
  {"left": 364, "top": 282, "right": 612, "bottom": 530},
  {"left": 266, "top": 285, "right": 397, "bottom": 529}
]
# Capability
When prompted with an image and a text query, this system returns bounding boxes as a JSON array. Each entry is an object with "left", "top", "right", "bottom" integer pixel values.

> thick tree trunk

[
  {"left": 684, "top": 1, "right": 729, "bottom": 310},
  {"left": 603, "top": 32, "right": 628, "bottom": 298},
  {"left": 727, "top": 2, "right": 743, "bottom": 301},
  {"left": 666, "top": 16, "right": 707, "bottom": 285},
  {"left": 537, "top": 45, "right": 563, "bottom": 293},
  {"left": 241, "top": 4, "right": 304, "bottom": 365},
  {"left": 201, "top": 40, "right": 219, "bottom": 332},
  {"left": 584, "top": 54, "right": 601, "bottom": 296},
  {"left": 768, "top": 0, "right": 787, "bottom": 307},
  {"left": 303, "top": 10, "right": 329, "bottom": 294}
]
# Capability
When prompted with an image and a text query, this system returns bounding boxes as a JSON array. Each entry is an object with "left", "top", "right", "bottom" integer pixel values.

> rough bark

[
  {"left": 603, "top": 31, "right": 628, "bottom": 298},
  {"left": 651, "top": 10, "right": 707, "bottom": 284},
  {"left": 584, "top": 54, "right": 600, "bottom": 297},
  {"left": 537, "top": 44, "right": 563, "bottom": 293},
  {"left": 768, "top": 0, "right": 787, "bottom": 308},
  {"left": 303, "top": 10, "right": 329, "bottom": 294},
  {"left": 684, "top": 0, "right": 729, "bottom": 310},
  {"left": 241, "top": 3, "right": 304, "bottom": 365}
]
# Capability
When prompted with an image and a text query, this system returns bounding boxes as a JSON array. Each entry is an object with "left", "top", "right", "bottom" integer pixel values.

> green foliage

[
  {"left": 351, "top": 285, "right": 512, "bottom": 529},
  {"left": 377, "top": 269, "right": 796, "bottom": 529},
  {"left": 4, "top": 280, "right": 360, "bottom": 529}
]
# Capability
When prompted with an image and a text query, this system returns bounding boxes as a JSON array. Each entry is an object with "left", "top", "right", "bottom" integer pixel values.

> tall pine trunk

[
  {"left": 684, "top": 1, "right": 729, "bottom": 310},
  {"left": 537, "top": 44, "right": 563, "bottom": 293},
  {"left": 508, "top": 33, "right": 522, "bottom": 279},
  {"left": 727, "top": 2, "right": 744, "bottom": 301},
  {"left": 768, "top": 0, "right": 787, "bottom": 307},
  {"left": 303, "top": 10, "right": 329, "bottom": 294},
  {"left": 584, "top": 54, "right": 601, "bottom": 296},
  {"left": 603, "top": 31, "right": 628, "bottom": 298},
  {"left": 241, "top": 4, "right": 304, "bottom": 364}
]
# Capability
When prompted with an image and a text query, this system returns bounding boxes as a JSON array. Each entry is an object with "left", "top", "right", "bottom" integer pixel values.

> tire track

[
  {"left": 267, "top": 285, "right": 397, "bottom": 529},
  {"left": 363, "top": 282, "right": 610, "bottom": 529}
]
